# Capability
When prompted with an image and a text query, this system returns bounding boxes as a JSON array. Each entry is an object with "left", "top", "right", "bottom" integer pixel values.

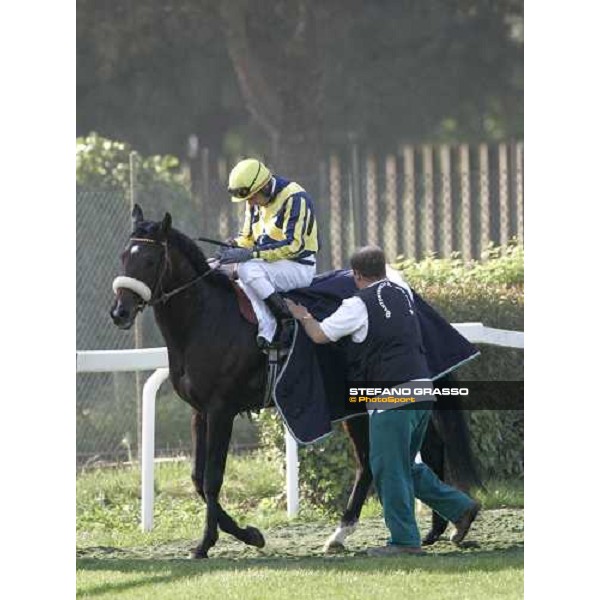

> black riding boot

[{"left": 257, "top": 292, "right": 295, "bottom": 350}]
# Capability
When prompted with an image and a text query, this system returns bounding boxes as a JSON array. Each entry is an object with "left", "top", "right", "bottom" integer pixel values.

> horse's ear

[
  {"left": 160, "top": 212, "right": 172, "bottom": 238},
  {"left": 131, "top": 204, "right": 144, "bottom": 229}
]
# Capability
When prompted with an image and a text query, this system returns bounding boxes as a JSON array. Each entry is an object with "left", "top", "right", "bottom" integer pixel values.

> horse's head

[{"left": 110, "top": 204, "right": 172, "bottom": 329}]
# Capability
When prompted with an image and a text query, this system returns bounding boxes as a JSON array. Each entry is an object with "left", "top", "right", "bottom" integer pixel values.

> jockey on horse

[{"left": 217, "top": 158, "right": 319, "bottom": 349}]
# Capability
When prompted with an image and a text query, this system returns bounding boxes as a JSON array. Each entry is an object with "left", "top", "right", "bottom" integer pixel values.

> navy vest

[{"left": 350, "top": 280, "right": 430, "bottom": 383}]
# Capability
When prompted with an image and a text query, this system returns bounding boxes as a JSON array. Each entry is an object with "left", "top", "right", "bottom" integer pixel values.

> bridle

[{"left": 114, "top": 237, "right": 215, "bottom": 309}]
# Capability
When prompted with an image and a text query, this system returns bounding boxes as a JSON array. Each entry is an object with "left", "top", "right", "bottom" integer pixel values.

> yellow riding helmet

[{"left": 228, "top": 158, "right": 272, "bottom": 203}]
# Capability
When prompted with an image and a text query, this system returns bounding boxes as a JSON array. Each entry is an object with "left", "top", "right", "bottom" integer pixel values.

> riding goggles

[
  {"left": 228, "top": 185, "right": 254, "bottom": 199},
  {"left": 228, "top": 163, "right": 262, "bottom": 199}
]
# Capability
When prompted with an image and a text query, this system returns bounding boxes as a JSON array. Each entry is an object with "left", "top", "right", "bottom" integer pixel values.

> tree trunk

[{"left": 219, "top": 0, "right": 325, "bottom": 197}]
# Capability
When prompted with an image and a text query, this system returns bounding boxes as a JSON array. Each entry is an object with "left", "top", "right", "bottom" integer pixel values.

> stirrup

[
  {"left": 257, "top": 320, "right": 294, "bottom": 351},
  {"left": 262, "top": 350, "right": 279, "bottom": 408},
  {"left": 260, "top": 342, "right": 291, "bottom": 407}
]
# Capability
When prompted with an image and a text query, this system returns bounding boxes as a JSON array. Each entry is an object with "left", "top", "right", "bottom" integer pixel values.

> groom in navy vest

[{"left": 286, "top": 245, "right": 480, "bottom": 555}]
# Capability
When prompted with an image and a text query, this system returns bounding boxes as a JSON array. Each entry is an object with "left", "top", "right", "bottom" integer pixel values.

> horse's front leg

[
  {"left": 324, "top": 415, "right": 372, "bottom": 553},
  {"left": 191, "top": 410, "right": 207, "bottom": 501},
  {"left": 192, "top": 404, "right": 231, "bottom": 558},
  {"left": 192, "top": 404, "right": 265, "bottom": 558}
]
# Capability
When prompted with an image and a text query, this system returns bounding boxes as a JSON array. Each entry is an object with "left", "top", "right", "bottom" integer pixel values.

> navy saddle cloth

[{"left": 275, "top": 269, "right": 479, "bottom": 444}]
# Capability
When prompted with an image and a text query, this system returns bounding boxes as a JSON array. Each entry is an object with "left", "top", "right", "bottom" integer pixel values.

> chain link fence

[
  {"left": 77, "top": 141, "right": 524, "bottom": 465},
  {"left": 76, "top": 181, "right": 260, "bottom": 466},
  {"left": 77, "top": 188, "right": 134, "bottom": 465}
]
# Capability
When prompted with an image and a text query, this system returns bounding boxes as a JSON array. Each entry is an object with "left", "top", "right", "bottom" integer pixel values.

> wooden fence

[{"left": 187, "top": 141, "right": 524, "bottom": 270}]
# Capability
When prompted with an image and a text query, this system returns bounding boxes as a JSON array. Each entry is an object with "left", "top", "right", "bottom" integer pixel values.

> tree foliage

[
  {"left": 76, "top": 132, "right": 184, "bottom": 191},
  {"left": 77, "top": 0, "right": 523, "bottom": 178}
]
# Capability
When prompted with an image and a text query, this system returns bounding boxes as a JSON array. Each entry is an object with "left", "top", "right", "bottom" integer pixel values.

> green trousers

[{"left": 369, "top": 406, "right": 475, "bottom": 547}]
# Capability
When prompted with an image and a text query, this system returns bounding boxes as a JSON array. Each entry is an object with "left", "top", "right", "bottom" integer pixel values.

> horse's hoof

[
  {"left": 246, "top": 526, "right": 266, "bottom": 548},
  {"left": 454, "top": 540, "right": 480, "bottom": 549},
  {"left": 323, "top": 540, "right": 346, "bottom": 554},
  {"left": 422, "top": 532, "right": 441, "bottom": 546},
  {"left": 190, "top": 548, "right": 209, "bottom": 559}
]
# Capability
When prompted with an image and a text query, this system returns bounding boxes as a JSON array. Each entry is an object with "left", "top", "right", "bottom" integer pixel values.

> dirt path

[{"left": 77, "top": 508, "right": 523, "bottom": 561}]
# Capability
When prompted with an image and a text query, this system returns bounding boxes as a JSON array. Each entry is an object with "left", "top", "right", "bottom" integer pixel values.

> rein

[
  {"left": 149, "top": 268, "right": 214, "bottom": 306},
  {"left": 124, "top": 237, "right": 217, "bottom": 308},
  {"left": 145, "top": 234, "right": 229, "bottom": 304}
]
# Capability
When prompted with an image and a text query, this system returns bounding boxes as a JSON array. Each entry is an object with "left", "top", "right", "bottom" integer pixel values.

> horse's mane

[
  {"left": 166, "top": 227, "right": 233, "bottom": 292},
  {"left": 167, "top": 228, "right": 210, "bottom": 273},
  {"left": 133, "top": 220, "right": 233, "bottom": 292}
]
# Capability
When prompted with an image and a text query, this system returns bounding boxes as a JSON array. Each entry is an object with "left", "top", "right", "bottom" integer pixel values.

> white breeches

[{"left": 237, "top": 259, "right": 316, "bottom": 342}]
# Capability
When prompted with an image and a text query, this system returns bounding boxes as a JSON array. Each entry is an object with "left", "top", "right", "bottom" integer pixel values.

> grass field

[{"left": 77, "top": 453, "right": 524, "bottom": 599}]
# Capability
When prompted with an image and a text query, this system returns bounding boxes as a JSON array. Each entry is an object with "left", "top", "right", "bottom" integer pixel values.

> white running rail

[{"left": 76, "top": 322, "right": 523, "bottom": 531}]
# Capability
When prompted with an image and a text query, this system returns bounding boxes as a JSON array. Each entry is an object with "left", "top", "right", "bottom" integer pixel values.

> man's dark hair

[{"left": 350, "top": 246, "right": 387, "bottom": 279}]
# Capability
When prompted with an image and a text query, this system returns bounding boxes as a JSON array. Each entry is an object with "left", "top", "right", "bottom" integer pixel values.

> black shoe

[
  {"left": 262, "top": 293, "right": 294, "bottom": 349},
  {"left": 257, "top": 322, "right": 294, "bottom": 351},
  {"left": 264, "top": 292, "right": 292, "bottom": 320},
  {"left": 276, "top": 318, "right": 295, "bottom": 347},
  {"left": 257, "top": 336, "right": 271, "bottom": 350}
]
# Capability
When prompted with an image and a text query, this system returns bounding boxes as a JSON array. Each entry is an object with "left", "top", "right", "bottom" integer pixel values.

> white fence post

[
  {"left": 141, "top": 368, "right": 170, "bottom": 532},
  {"left": 285, "top": 428, "right": 299, "bottom": 518}
]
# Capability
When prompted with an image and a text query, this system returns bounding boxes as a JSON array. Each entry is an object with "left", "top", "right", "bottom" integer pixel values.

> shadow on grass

[{"left": 77, "top": 547, "right": 523, "bottom": 598}]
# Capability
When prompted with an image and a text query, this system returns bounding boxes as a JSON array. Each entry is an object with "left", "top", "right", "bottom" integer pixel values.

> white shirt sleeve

[{"left": 320, "top": 297, "right": 369, "bottom": 343}]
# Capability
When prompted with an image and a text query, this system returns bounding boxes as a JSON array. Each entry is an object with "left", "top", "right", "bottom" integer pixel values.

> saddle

[
  {"left": 230, "top": 281, "right": 258, "bottom": 325},
  {"left": 217, "top": 269, "right": 289, "bottom": 408}
]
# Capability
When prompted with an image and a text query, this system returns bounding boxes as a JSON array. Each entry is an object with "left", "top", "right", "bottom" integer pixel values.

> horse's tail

[{"left": 431, "top": 375, "right": 483, "bottom": 491}]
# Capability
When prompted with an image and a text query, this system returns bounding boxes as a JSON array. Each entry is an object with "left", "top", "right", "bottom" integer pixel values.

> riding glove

[{"left": 218, "top": 247, "right": 253, "bottom": 264}]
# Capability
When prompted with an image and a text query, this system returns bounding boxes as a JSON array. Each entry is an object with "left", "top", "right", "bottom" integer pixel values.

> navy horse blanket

[{"left": 273, "top": 269, "right": 480, "bottom": 444}]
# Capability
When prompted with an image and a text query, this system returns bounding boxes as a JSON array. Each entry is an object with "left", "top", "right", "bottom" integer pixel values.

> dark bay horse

[{"left": 110, "top": 206, "right": 480, "bottom": 558}]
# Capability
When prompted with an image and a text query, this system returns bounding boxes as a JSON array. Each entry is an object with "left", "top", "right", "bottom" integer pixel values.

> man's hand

[
  {"left": 285, "top": 299, "right": 330, "bottom": 344},
  {"left": 218, "top": 247, "right": 253, "bottom": 264},
  {"left": 285, "top": 299, "right": 312, "bottom": 320}
]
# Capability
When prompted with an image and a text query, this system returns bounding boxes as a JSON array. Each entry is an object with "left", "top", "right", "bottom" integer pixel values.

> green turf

[
  {"left": 77, "top": 552, "right": 523, "bottom": 600},
  {"left": 77, "top": 454, "right": 524, "bottom": 599}
]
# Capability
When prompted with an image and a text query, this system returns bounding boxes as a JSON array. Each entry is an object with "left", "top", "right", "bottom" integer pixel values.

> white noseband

[{"left": 112, "top": 276, "right": 152, "bottom": 303}]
